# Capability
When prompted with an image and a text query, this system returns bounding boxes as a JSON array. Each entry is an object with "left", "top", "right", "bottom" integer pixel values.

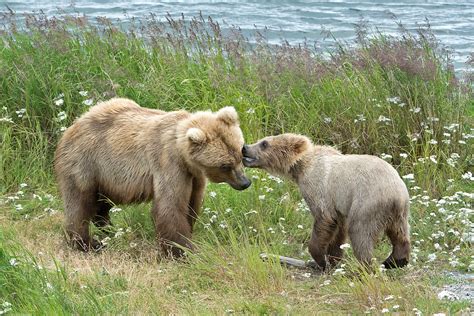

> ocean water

[{"left": 3, "top": 1, "right": 473, "bottom": 71}]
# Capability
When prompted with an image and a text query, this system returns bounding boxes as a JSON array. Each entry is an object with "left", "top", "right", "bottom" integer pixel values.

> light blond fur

[
  {"left": 243, "top": 133, "right": 410, "bottom": 269},
  {"left": 55, "top": 98, "right": 250, "bottom": 256}
]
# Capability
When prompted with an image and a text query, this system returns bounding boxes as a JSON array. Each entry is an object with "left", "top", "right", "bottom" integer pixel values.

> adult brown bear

[{"left": 54, "top": 98, "right": 251, "bottom": 257}]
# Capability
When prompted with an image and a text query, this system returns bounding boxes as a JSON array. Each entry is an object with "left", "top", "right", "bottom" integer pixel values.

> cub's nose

[{"left": 242, "top": 145, "right": 249, "bottom": 155}]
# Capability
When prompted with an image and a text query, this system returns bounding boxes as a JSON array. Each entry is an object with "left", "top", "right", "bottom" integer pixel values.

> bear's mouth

[{"left": 242, "top": 156, "right": 258, "bottom": 167}]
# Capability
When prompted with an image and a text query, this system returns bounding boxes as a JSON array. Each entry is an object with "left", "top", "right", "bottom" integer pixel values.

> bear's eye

[
  {"left": 219, "top": 165, "right": 232, "bottom": 172},
  {"left": 260, "top": 140, "right": 269, "bottom": 150}
]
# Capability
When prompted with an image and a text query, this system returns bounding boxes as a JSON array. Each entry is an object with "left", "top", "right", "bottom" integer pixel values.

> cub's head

[
  {"left": 242, "top": 133, "right": 311, "bottom": 177},
  {"left": 179, "top": 106, "right": 251, "bottom": 190}
]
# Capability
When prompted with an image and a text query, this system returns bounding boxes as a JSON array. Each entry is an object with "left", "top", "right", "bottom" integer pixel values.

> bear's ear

[
  {"left": 292, "top": 136, "right": 310, "bottom": 155},
  {"left": 216, "top": 106, "right": 239, "bottom": 125},
  {"left": 186, "top": 127, "right": 207, "bottom": 144}
]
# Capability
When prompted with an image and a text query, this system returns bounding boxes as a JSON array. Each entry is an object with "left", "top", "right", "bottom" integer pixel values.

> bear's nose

[{"left": 242, "top": 145, "right": 249, "bottom": 155}]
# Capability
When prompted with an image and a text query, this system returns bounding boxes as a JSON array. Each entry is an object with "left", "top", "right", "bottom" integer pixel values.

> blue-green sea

[{"left": 3, "top": 1, "right": 473, "bottom": 71}]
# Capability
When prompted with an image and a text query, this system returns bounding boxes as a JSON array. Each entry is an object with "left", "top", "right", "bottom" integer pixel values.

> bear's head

[
  {"left": 242, "top": 133, "right": 311, "bottom": 177},
  {"left": 179, "top": 106, "right": 251, "bottom": 190}
]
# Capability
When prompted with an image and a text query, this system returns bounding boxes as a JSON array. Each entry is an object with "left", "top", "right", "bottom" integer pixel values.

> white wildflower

[
  {"left": 9, "top": 258, "right": 18, "bottom": 266},
  {"left": 399, "top": 153, "right": 408, "bottom": 159},
  {"left": 461, "top": 172, "right": 473, "bottom": 181},
  {"left": 209, "top": 191, "right": 217, "bottom": 198},
  {"left": 340, "top": 243, "right": 351, "bottom": 249},
  {"left": 437, "top": 290, "right": 458, "bottom": 301},
  {"left": 429, "top": 155, "right": 438, "bottom": 164},
  {"left": 246, "top": 108, "right": 255, "bottom": 114},
  {"left": 57, "top": 111, "right": 67, "bottom": 122},
  {"left": 258, "top": 195, "right": 266, "bottom": 200},
  {"left": 386, "top": 96, "right": 401, "bottom": 104},
  {"left": 54, "top": 99, "right": 64, "bottom": 106},
  {"left": 322, "top": 280, "right": 331, "bottom": 286},
  {"left": 79, "top": 90, "right": 88, "bottom": 97},
  {"left": 297, "top": 225, "right": 304, "bottom": 229},
  {"left": 402, "top": 173, "right": 414, "bottom": 180},
  {"left": 427, "top": 253, "right": 437, "bottom": 262},
  {"left": 380, "top": 153, "right": 392, "bottom": 160},
  {"left": 378, "top": 115, "right": 391, "bottom": 123},
  {"left": 323, "top": 117, "right": 332, "bottom": 124},
  {"left": 83, "top": 98, "right": 94, "bottom": 106},
  {"left": 428, "top": 139, "right": 438, "bottom": 145},
  {"left": 0, "top": 117, "right": 14, "bottom": 123},
  {"left": 15, "top": 108, "right": 26, "bottom": 118},
  {"left": 354, "top": 114, "right": 366, "bottom": 123}
]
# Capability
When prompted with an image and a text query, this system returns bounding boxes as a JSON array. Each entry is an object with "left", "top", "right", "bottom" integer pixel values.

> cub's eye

[
  {"left": 260, "top": 140, "right": 269, "bottom": 149},
  {"left": 219, "top": 165, "right": 232, "bottom": 172}
]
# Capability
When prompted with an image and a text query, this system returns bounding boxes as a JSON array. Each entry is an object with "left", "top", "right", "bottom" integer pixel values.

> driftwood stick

[{"left": 260, "top": 253, "right": 316, "bottom": 269}]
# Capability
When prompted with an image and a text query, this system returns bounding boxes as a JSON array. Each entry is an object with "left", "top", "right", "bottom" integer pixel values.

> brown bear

[
  {"left": 242, "top": 133, "right": 410, "bottom": 270},
  {"left": 54, "top": 98, "right": 251, "bottom": 256}
]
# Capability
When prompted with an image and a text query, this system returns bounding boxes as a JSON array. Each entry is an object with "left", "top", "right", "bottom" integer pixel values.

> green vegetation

[{"left": 1, "top": 12, "right": 473, "bottom": 314}]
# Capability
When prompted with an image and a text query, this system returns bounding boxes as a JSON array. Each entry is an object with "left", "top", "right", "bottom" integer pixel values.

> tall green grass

[{"left": 0, "top": 12, "right": 471, "bottom": 194}]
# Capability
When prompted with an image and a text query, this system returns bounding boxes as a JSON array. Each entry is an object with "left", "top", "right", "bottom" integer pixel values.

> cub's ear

[
  {"left": 216, "top": 106, "right": 239, "bottom": 125},
  {"left": 292, "top": 135, "right": 311, "bottom": 154},
  {"left": 186, "top": 127, "right": 206, "bottom": 144}
]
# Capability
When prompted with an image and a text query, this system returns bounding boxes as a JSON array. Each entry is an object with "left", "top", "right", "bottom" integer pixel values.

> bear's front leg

[
  {"left": 308, "top": 216, "right": 339, "bottom": 270},
  {"left": 187, "top": 177, "right": 206, "bottom": 231},
  {"left": 152, "top": 173, "right": 194, "bottom": 258}
]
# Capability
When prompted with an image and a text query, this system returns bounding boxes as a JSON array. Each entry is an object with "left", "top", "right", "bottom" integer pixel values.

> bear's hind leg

[
  {"left": 348, "top": 218, "right": 380, "bottom": 267},
  {"left": 92, "top": 196, "right": 113, "bottom": 229},
  {"left": 62, "top": 181, "right": 102, "bottom": 251},
  {"left": 383, "top": 215, "right": 410, "bottom": 269}
]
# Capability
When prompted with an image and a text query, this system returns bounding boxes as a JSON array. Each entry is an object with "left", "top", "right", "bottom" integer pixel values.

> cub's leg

[
  {"left": 348, "top": 217, "right": 381, "bottom": 267},
  {"left": 326, "top": 218, "right": 347, "bottom": 266},
  {"left": 383, "top": 206, "right": 410, "bottom": 268},
  {"left": 61, "top": 180, "right": 102, "bottom": 251},
  {"left": 187, "top": 177, "right": 206, "bottom": 231},
  {"left": 308, "top": 216, "right": 339, "bottom": 270}
]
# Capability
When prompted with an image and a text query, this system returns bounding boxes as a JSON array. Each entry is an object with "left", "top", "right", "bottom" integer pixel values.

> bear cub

[
  {"left": 243, "top": 133, "right": 410, "bottom": 270},
  {"left": 55, "top": 98, "right": 251, "bottom": 256}
]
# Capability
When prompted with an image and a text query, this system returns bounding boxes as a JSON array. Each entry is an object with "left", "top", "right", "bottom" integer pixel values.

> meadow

[{"left": 0, "top": 12, "right": 473, "bottom": 314}]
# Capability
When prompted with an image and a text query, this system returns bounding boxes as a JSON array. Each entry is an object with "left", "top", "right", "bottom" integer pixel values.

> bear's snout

[
  {"left": 242, "top": 144, "right": 259, "bottom": 167},
  {"left": 231, "top": 171, "right": 252, "bottom": 190},
  {"left": 242, "top": 145, "right": 249, "bottom": 156},
  {"left": 235, "top": 178, "right": 252, "bottom": 190}
]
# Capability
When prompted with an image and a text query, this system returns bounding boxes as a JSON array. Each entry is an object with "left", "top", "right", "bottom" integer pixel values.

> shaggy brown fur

[
  {"left": 243, "top": 133, "right": 410, "bottom": 269},
  {"left": 54, "top": 98, "right": 250, "bottom": 256}
]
